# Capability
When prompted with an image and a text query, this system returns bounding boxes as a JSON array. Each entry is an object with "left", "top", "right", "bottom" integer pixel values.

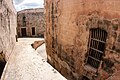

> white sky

[{"left": 13, "top": 0, "right": 44, "bottom": 11}]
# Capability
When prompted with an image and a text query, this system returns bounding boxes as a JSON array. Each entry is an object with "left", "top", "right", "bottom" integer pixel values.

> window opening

[{"left": 86, "top": 28, "right": 107, "bottom": 69}]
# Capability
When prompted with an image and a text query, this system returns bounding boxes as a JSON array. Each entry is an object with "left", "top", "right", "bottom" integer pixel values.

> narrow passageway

[{"left": 1, "top": 38, "right": 66, "bottom": 80}]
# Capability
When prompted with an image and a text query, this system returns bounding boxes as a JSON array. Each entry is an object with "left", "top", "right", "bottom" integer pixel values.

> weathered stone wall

[
  {"left": 17, "top": 8, "right": 45, "bottom": 37},
  {"left": 45, "top": 0, "right": 120, "bottom": 80},
  {"left": 0, "top": 0, "right": 17, "bottom": 61}
]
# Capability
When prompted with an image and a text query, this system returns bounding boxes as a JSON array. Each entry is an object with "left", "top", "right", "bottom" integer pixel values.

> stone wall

[
  {"left": 17, "top": 8, "right": 45, "bottom": 37},
  {"left": 0, "top": 0, "right": 17, "bottom": 61},
  {"left": 45, "top": 0, "right": 120, "bottom": 80}
]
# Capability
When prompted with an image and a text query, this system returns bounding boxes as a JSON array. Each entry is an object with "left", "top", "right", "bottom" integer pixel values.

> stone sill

[{"left": 84, "top": 64, "right": 97, "bottom": 73}]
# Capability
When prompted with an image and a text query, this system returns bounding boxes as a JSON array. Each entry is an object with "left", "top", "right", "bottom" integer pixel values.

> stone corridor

[{"left": 1, "top": 38, "right": 66, "bottom": 80}]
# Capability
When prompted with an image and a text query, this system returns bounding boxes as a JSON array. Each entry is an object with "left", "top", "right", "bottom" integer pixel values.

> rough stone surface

[
  {"left": 1, "top": 38, "right": 66, "bottom": 80},
  {"left": 45, "top": 0, "right": 120, "bottom": 80},
  {"left": 17, "top": 8, "right": 45, "bottom": 37},
  {"left": 0, "top": 0, "right": 17, "bottom": 61},
  {"left": 31, "top": 40, "right": 45, "bottom": 50}
]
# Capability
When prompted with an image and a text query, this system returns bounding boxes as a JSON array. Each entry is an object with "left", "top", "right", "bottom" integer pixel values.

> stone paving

[{"left": 1, "top": 38, "right": 66, "bottom": 80}]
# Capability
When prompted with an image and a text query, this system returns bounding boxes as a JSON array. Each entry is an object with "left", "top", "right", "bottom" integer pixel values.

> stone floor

[{"left": 1, "top": 38, "right": 66, "bottom": 80}]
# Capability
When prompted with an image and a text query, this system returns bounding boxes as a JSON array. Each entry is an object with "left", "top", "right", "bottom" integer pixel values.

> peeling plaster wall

[
  {"left": 17, "top": 8, "right": 45, "bottom": 37},
  {"left": 45, "top": 0, "right": 120, "bottom": 80},
  {"left": 0, "top": 0, "right": 17, "bottom": 61}
]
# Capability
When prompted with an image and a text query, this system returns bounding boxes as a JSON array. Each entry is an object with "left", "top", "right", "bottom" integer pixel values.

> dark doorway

[
  {"left": 21, "top": 28, "right": 26, "bottom": 37},
  {"left": 32, "top": 27, "right": 35, "bottom": 35}
]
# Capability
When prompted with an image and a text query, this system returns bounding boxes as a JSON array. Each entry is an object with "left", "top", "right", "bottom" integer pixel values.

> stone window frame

[{"left": 85, "top": 28, "right": 107, "bottom": 70}]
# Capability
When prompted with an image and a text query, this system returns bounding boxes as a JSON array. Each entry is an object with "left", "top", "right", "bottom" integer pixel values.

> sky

[{"left": 13, "top": 0, "right": 44, "bottom": 11}]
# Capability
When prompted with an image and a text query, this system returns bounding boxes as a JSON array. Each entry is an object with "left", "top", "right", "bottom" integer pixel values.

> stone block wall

[
  {"left": 0, "top": 0, "right": 17, "bottom": 61},
  {"left": 45, "top": 0, "right": 120, "bottom": 80},
  {"left": 17, "top": 8, "right": 45, "bottom": 37}
]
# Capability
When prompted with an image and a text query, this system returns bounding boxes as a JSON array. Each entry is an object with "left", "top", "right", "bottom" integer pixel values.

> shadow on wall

[
  {"left": 0, "top": 61, "right": 6, "bottom": 78},
  {"left": 0, "top": 51, "right": 6, "bottom": 78}
]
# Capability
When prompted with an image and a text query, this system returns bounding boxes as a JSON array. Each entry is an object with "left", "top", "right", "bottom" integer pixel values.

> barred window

[
  {"left": 23, "top": 16, "right": 26, "bottom": 27},
  {"left": 86, "top": 28, "right": 107, "bottom": 69}
]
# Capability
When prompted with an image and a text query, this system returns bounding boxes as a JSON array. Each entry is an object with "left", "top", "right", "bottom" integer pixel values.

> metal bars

[{"left": 86, "top": 28, "right": 107, "bottom": 69}]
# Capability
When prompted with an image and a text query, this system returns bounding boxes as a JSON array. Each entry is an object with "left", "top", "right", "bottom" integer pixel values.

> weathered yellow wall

[{"left": 45, "top": 0, "right": 120, "bottom": 80}]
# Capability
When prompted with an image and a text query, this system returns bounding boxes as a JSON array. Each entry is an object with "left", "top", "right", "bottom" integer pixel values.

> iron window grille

[{"left": 86, "top": 28, "right": 107, "bottom": 69}]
